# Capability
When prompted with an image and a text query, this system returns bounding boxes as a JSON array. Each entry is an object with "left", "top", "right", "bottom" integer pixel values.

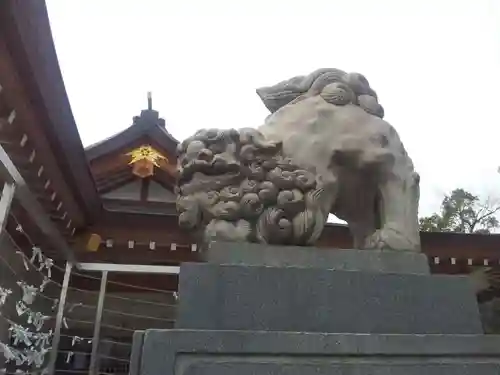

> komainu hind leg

[
  {"left": 349, "top": 214, "right": 377, "bottom": 250},
  {"left": 365, "top": 171, "right": 421, "bottom": 251},
  {"left": 336, "top": 187, "right": 378, "bottom": 250}
]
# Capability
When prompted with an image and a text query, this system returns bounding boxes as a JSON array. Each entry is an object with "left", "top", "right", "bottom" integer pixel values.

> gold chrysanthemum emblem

[{"left": 126, "top": 145, "right": 167, "bottom": 178}]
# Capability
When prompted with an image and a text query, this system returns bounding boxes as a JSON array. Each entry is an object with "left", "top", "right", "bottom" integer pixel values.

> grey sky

[{"left": 46, "top": 0, "right": 500, "bottom": 218}]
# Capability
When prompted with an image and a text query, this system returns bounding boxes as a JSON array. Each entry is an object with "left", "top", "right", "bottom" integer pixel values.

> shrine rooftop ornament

[
  {"left": 127, "top": 145, "right": 167, "bottom": 178},
  {"left": 176, "top": 68, "right": 421, "bottom": 251}
]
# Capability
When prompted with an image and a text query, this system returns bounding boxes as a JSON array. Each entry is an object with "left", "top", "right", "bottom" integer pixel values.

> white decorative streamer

[
  {"left": 17, "top": 282, "right": 38, "bottom": 305},
  {"left": 71, "top": 336, "right": 82, "bottom": 346},
  {"left": 34, "top": 330, "right": 52, "bottom": 348},
  {"left": 16, "top": 252, "right": 29, "bottom": 271},
  {"left": 24, "top": 346, "right": 50, "bottom": 368},
  {"left": 1, "top": 221, "right": 89, "bottom": 374},
  {"left": 28, "top": 311, "right": 50, "bottom": 331},
  {"left": 39, "top": 277, "right": 50, "bottom": 293},
  {"left": 0, "top": 287, "right": 12, "bottom": 307},
  {"left": 30, "top": 247, "right": 43, "bottom": 265},
  {"left": 15, "top": 301, "right": 28, "bottom": 317},
  {"left": 38, "top": 258, "right": 53, "bottom": 279},
  {"left": 9, "top": 324, "right": 32, "bottom": 346},
  {"left": 0, "top": 342, "right": 15, "bottom": 362}
]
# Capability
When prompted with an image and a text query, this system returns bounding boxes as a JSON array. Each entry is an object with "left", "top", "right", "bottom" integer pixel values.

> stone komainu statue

[{"left": 176, "top": 68, "right": 421, "bottom": 251}]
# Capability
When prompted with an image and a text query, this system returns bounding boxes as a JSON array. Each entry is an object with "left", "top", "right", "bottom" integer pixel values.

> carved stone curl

[
  {"left": 177, "top": 127, "right": 329, "bottom": 245},
  {"left": 177, "top": 68, "right": 421, "bottom": 251}
]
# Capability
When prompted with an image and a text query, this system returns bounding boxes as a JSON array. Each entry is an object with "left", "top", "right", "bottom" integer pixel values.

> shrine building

[
  {"left": 2, "top": 1, "right": 500, "bottom": 374},
  {"left": 1, "top": 0, "right": 500, "bottom": 301}
]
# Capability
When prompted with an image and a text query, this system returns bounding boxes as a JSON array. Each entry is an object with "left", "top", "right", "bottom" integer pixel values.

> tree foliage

[{"left": 419, "top": 188, "right": 500, "bottom": 234}]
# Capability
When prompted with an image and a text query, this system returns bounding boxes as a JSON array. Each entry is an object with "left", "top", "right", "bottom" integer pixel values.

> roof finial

[{"left": 147, "top": 91, "right": 152, "bottom": 110}]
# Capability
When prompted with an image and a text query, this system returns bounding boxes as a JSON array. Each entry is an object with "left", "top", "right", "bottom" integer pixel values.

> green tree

[{"left": 419, "top": 188, "right": 500, "bottom": 234}]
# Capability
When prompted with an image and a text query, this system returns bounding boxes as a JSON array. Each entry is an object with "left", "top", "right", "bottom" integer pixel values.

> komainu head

[{"left": 256, "top": 68, "right": 384, "bottom": 118}]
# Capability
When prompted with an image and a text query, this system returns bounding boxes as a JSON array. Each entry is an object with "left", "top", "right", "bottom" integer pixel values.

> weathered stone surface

[
  {"left": 130, "top": 331, "right": 144, "bottom": 375},
  {"left": 176, "top": 126, "right": 328, "bottom": 246},
  {"left": 175, "top": 263, "right": 482, "bottom": 334},
  {"left": 176, "top": 68, "right": 420, "bottom": 251},
  {"left": 132, "top": 330, "right": 500, "bottom": 375},
  {"left": 204, "top": 241, "right": 430, "bottom": 274}
]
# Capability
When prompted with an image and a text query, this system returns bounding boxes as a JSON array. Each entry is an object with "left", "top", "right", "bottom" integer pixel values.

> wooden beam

[
  {"left": 140, "top": 177, "right": 150, "bottom": 202},
  {"left": 101, "top": 199, "right": 177, "bottom": 215},
  {"left": 0, "top": 0, "right": 101, "bottom": 221},
  {"left": 75, "top": 247, "right": 201, "bottom": 264},
  {"left": 0, "top": 18, "right": 88, "bottom": 227},
  {"left": 97, "top": 174, "right": 135, "bottom": 195}
]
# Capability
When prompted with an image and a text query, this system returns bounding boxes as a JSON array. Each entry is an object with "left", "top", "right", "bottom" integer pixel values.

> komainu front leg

[{"left": 365, "top": 171, "right": 421, "bottom": 252}]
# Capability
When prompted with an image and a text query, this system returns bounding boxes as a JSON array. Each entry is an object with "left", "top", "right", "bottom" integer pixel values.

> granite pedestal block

[
  {"left": 175, "top": 263, "right": 482, "bottom": 334},
  {"left": 131, "top": 330, "right": 500, "bottom": 375},
  {"left": 131, "top": 243, "right": 494, "bottom": 375}
]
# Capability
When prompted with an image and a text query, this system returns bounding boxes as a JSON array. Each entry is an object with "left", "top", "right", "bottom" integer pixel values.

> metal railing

[
  {"left": 0, "top": 142, "right": 181, "bottom": 375},
  {"left": 65, "top": 263, "right": 178, "bottom": 375}
]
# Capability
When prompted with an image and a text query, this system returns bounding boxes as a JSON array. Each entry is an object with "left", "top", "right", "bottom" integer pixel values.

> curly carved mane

[
  {"left": 176, "top": 127, "right": 329, "bottom": 245},
  {"left": 256, "top": 68, "right": 384, "bottom": 118}
]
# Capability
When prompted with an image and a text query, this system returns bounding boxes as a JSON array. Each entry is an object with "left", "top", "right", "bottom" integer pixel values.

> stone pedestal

[{"left": 131, "top": 243, "right": 500, "bottom": 375}]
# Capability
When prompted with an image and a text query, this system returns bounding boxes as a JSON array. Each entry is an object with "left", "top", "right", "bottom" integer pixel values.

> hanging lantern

[
  {"left": 126, "top": 145, "right": 167, "bottom": 178},
  {"left": 86, "top": 233, "right": 102, "bottom": 252}
]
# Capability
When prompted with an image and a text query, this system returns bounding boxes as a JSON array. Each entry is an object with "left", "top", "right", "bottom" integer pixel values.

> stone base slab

[
  {"left": 132, "top": 329, "right": 500, "bottom": 375},
  {"left": 204, "top": 242, "right": 430, "bottom": 274}
]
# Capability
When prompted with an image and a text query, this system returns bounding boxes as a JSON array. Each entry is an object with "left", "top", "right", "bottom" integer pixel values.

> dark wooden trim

[
  {"left": 140, "top": 178, "right": 150, "bottom": 202},
  {"left": 83, "top": 208, "right": 182, "bottom": 230},
  {"left": 0, "top": 38, "right": 88, "bottom": 227},
  {"left": 85, "top": 114, "right": 179, "bottom": 162},
  {"left": 94, "top": 167, "right": 132, "bottom": 187},
  {"left": 86, "top": 125, "right": 145, "bottom": 161},
  {"left": 321, "top": 223, "right": 500, "bottom": 262},
  {"left": 76, "top": 247, "right": 200, "bottom": 265},
  {"left": 93, "top": 162, "right": 175, "bottom": 196},
  {"left": 0, "top": 0, "right": 101, "bottom": 222},
  {"left": 98, "top": 174, "right": 136, "bottom": 195},
  {"left": 154, "top": 167, "right": 177, "bottom": 187},
  {"left": 101, "top": 198, "right": 177, "bottom": 215}
]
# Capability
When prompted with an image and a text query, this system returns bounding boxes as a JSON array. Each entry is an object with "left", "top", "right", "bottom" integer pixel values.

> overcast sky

[{"left": 46, "top": 0, "right": 500, "bottom": 218}]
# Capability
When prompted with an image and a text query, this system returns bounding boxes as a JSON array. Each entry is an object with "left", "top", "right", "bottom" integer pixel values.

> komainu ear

[
  {"left": 256, "top": 69, "right": 343, "bottom": 113},
  {"left": 255, "top": 87, "right": 301, "bottom": 113}
]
